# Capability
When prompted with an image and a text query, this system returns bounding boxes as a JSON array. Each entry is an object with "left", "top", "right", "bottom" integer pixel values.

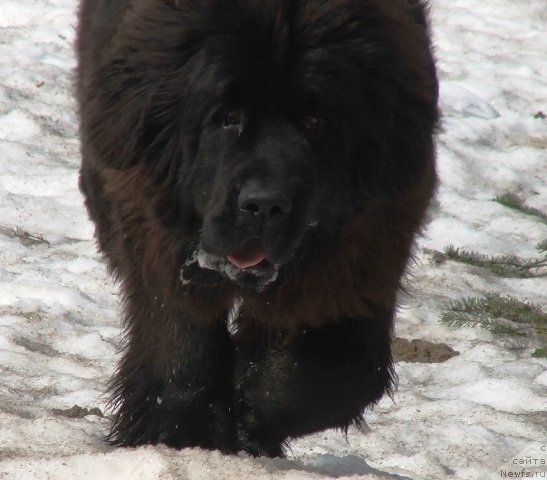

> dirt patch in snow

[
  {"left": 52, "top": 405, "right": 105, "bottom": 419},
  {"left": 393, "top": 337, "right": 459, "bottom": 363}
]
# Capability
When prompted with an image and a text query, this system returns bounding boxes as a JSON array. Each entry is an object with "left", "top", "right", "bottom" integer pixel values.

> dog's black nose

[{"left": 238, "top": 180, "right": 291, "bottom": 222}]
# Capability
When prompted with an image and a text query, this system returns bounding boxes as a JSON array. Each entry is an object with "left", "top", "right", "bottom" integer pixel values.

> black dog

[{"left": 77, "top": 0, "right": 438, "bottom": 457}]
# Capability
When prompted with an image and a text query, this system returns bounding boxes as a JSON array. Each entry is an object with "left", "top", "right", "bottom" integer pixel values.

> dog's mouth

[{"left": 180, "top": 239, "right": 279, "bottom": 291}]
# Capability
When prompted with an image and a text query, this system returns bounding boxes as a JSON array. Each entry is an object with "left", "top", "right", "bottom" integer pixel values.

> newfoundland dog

[{"left": 76, "top": 0, "right": 438, "bottom": 457}]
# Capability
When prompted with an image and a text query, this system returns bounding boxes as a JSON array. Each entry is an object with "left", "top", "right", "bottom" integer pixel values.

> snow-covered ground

[{"left": 0, "top": 0, "right": 545, "bottom": 478}]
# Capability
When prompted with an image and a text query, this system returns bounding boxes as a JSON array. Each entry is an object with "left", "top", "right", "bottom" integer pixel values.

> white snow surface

[{"left": 0, "top": 1, "right": 546, "bottom": 479}]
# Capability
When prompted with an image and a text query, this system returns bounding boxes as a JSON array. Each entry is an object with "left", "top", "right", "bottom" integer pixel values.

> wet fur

[{"left": 77, "top": 0, "right": 438, "bottom": 456}]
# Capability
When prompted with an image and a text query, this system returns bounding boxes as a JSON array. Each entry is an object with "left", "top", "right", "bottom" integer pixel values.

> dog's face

[{"left": 180, "top": 89, "right": 352, "bottom": 290}]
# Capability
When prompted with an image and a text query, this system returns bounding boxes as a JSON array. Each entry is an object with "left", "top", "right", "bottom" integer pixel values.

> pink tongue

[{"left": 227, "top": 240, "right": 267, "bottom": 269}]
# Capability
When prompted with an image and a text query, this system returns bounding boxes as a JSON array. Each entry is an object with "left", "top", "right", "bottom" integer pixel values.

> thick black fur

[{"left": 77, "top": 0, "right": 438, "bottom": 456}]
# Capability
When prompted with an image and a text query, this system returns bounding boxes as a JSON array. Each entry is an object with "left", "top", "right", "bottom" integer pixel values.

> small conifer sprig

[
  {"left": 494, "top": 192, "right": 547, "bottom": 224},
  {"left": 443, "top": 242, "right": 547, "bottom": 278},
  {"left": 441, "top": 293, "right": 546, "bottom": 357}
]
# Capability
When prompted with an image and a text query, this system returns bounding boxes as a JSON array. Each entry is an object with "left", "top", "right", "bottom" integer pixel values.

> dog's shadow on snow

[{"left": 255, "top": 453, "right": 415, "bottom": 479}]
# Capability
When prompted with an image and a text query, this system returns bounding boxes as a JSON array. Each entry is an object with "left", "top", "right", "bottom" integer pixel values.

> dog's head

[{"left": 87, "top": 1, "right": 438, "bottom": 291}]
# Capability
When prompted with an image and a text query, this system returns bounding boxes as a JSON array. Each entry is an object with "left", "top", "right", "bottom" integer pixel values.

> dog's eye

[
  {"left": 302, "top": 115, "right": 324, "bottom": 133},
  {"left": 223, "top": 109, "right": 242, "bottom": 128}
]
